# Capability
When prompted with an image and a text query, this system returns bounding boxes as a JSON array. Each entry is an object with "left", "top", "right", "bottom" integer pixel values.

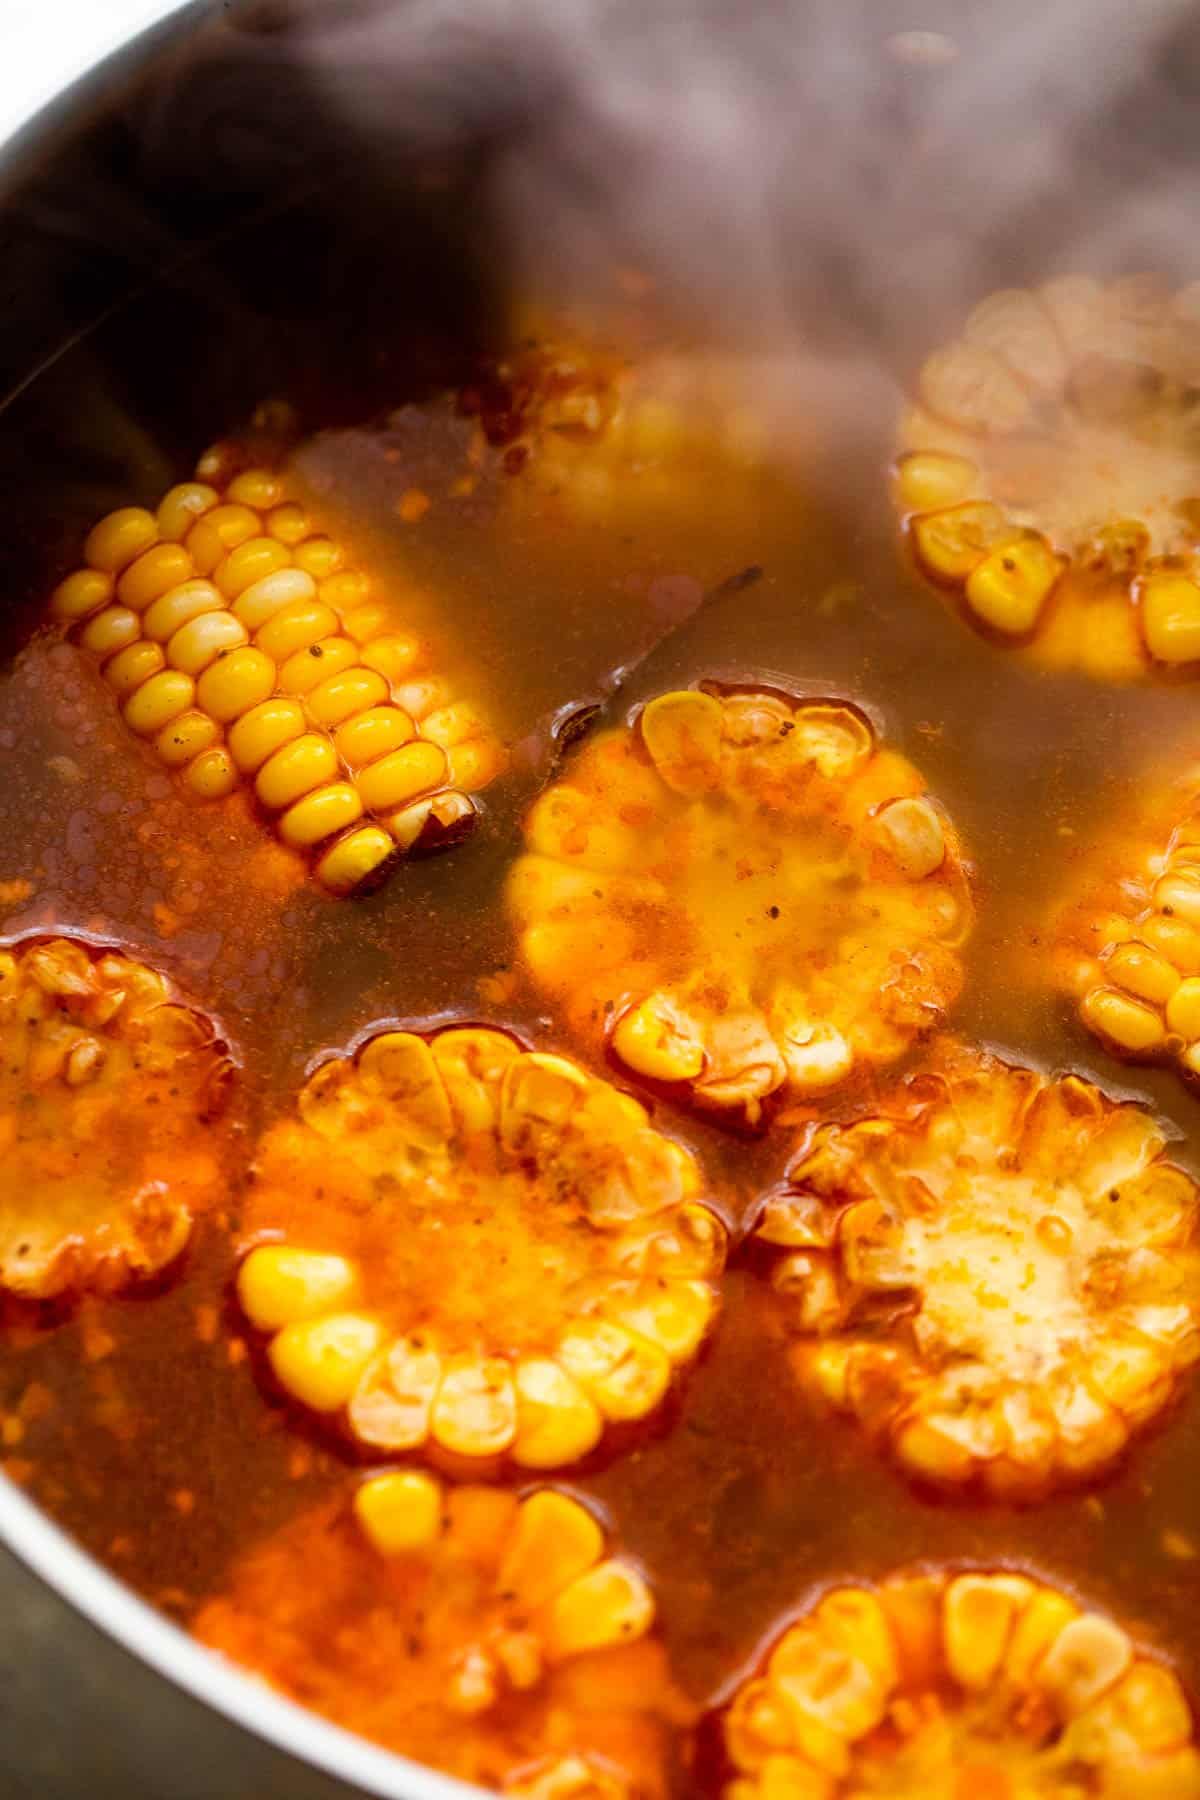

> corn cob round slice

[
  {"left": 754, "top": 1040, "right": 1200, "bottom": 1496},
  {"left": 51, "top": 460, "right": 507, "bottom": 893},
  {"left": 236, "top": 1026, "right": 725, "bottom": 1462},
  {"left": 193, "top": 1475, "right": 685, "bottom": 1796},
  {"left": 508, "top": 686, "right": 971, "bottom": 1125},
  {"left": 721, "top": 1566, "right": 1200, "bottom": 1798},
  {"left": 895, "top": 275, "right": 1200, "bottom": 680},
  {"left": 0, "top": 936, "right": 233, "bottom": 1298}
]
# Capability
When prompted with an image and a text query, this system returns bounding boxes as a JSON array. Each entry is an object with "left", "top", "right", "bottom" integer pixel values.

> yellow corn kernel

[
  {"left": 1166, "top": 976, "right": 1200, "bottom": 1040},
  {"left": 122, "top": 669, "right": 195, "bottom": 737},
  {"left": 232, "top": 568, "right": 318, "bottom": 632},
  {"left": 943, "top": 1576, "right": 1020, "bottom": 1690},
  {"left": 153, "top": 709, "right": 220, "bottom": 768},
  {"left": 292, "top": 536, "right": 342, "bottom": 579},
  {"left": 266, "top": 502, "right": 310, "bottom": 546},
  {"left": 238, "top": 1245, "right": 359, "bottom": 1329},
  {"left": 497, "top": 1490, "right": 603, "bottom": 1611},
  {"left": 116, "top": 543, "right": 195, "bottom": 612},
  {"left": 640, "top": 688, "right": 723, "bottom": 794},
  {"left": 340, "top": 602, "right": 392, "bottom": 643},
  {"left": 872, "top": 795, "right": 946, "bottom": 878},
  {"left": 613, "top": 998, "right": 705, "bottom": 1083},
  {"left": 183, "top": 520, "right": 226, "bottom": 577},
  {"left": 166, "top": 610, "right": 249, "bottom": 677},
  {"left": 1081, "top": 986, "right": 1167, "bottom": 1052},
  {"left": 911, "top": 502, "right": 1012, "bottom": 583},
  {"left": 277, "top": 636, "right": 360, "bottom": 695},
  {"left": 387, "top": 788, "right": 475, "bottom": 850},
  {"left": 964, "top": 533, "right": 1062, "bottom": 635},
  {"left": 195, "top": 646, "right": 278, "bottom": 724},
  {"left": 1140, "top": 572, "right": 1200, "bottom": 664},
  {"left": 269, "top": 1312, "right": 383, "bottom": 1412},
  {"left": 541, "top": 1559, "right": 655, "bottom": 1661},
  {"left": 52, "top": 567, "right": 113, "bottom": 620},
  {"left": 254, "top": 599, "right": 339, "bottom": 662},
  {"left": 304, "top": 666, "right": 390, "bottom": 729},
  {"left": 421, "top": 702, "right": 482, "bottom": 750},
  {"left": 226, "top": 468, "right": 282, "bottom": 510},
  {"left": 1153, "top": 870, "right": 1200, "bottom": 926},
  {"left": 511, "top": 1358, "right": 604, "bottom": 1469},
  {"left": 1107, "top": 942, "right": 1182, "bottom": 1006},
  {"left": 184, "top": 746, "right": 238, "bottom": 799},
  {"left": 353, "top": 1470, "right": 442, "bottom": 1555},
  {"left": 197, "top": 502, "right": 260, "bottom": 552},
  {"left": 214, "top": 537, "right": 292, "bottom": 603},
  {"left": 894, "top": 450, "right": 980, "bottom": 513},
  {"left": 278, "top": 781, "right": 364, "bottom": 848},
  {"left": 84, "top": 506, "right": 158, "bottom": 574},
  {"left": 333, "top": 705, "right": 414, "bottom": 768},
  {"left": 78, "top": 604, "right": 141, "bottom": 659},
  {"left": 448, "top": 738, "right": 507, "bottom": 790},
  {"left": 255, "top": 735, "right": 340, "bottom": 810},
  {"left": 359, "top": 632, "right": 422, "bottom": 681},
  {"left": 430, "top": 1355, "right": 518, "bottom": 1456},
  {"left": 227, "top": 698, "right": 307, "bottom": 773},
  {"left": 318, "top": 571, "right": 369, "bottom": 614},
  {"left": 156, "top": 482, "right": 219, "bottom": 542},
  {"left": 1004, "top": 1589, "right": 1080, "bottom": 1685},
  {"left": 104, "top": 640, "right": 165, "bottom": 698},
  {"left": 141, "top": 578, "right": 225, "bottom": 643},
  {"left": 557, "top": 1320, "right": 671, "bottom": 1422},
  {"left": 392, "top": 679, "right": 451, "bottom": 722},
  {"left": 1037, "top": 1614, "right": 1133, "bottom": 1715},
  {"left": 314, "top": 826, "right": 396, "bottom": 895},
  {"left": 355, "top": 740, "right": 447, "bottom": 811},
  {"left": 1141, "top": 911, "right": 1200, "bottom": 974}
]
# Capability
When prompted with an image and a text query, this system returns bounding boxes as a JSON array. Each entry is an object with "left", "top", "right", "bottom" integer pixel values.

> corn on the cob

[
  {"left": 236, "top": 1025, "right": 724, "bottom": 1461},
  {"left": 755, "top": 1041, "right": 1200, "bottom": 1495},
  {"left": 193, "top": 1477, "right": 682, "bottom": 1796},
  {"left": 51, "top": 466, "right": 507, "bottom": 893},
  {"left": 0, "top": 936, "right": 232, "bottom": 1298},
  {"left": 895, "top": 275, "right": 1200, "bottom": 680},
  {"left": 723, "top": 1566, "right": 1200, "bottom": 1798},
  {"left": 507, "top": 687, "right": 971, "bottom": 1125}
]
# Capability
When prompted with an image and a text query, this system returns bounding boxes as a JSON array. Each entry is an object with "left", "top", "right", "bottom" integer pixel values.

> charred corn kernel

[
  {"left": 122, "top": 669, "right": 195, "bottom": 736},
  {"left": 141, "top": 578, "right": 225, "bottom": 642},
  {"left": 84, "top": 506, "right": 158, "bottom": 574},
  {"left": 104, "top": 639, "right": 165, "bottom": 697},
  {"left": 226, "top": 468, "right": 282, "bottom": 510},
  {"left": 116, "top": 543, "right": 195, "bottom": 612},
  {"left": 292, "top": 536, "right": 342, "bottom": 579},
  {"left": 355, "top": 740, "right": 447, "bottom": 811},
  {"left": 214, "top": 537, "right": 292, "bottom": 602},
  {"left": 196, "top": 503, "right": 260, "bottom": 552},
  {"left": 1107, "top": 942, "right": 1181, "bottom": 1005},
  {"left": 318, "top": 571, "right": 369, "bottom": 614},
  {"left": 52, "top": 567, "right": 113, "bottom": 620},
  {"left": 1038, "top": 1614, "right": 1133, "bottom": 1715},
  {"left": 894, "top": 450, "right": 979, "bottom": 512},
  {"left": 255, "top": 735, "right": 339, "bottom": 810},
  {"left": 512, "top": 686, "right": 970, "bottom": 1120},
  {"left": 755, "top": 1042, "right": 1200, "bottom": 1495},
  {"left": 269, "top": 1313, "right": 383, "bottom": 1411},
  {"left": 239, "top": 1246, "right": 360, "bottom": 1329},
  {"left": 0, "top": 938, "right": 230, "bottom": 1297},
  {"left": 156, "top": 482, "right": 219, "bottom": 542},
  {"left": 314, "top": 826, "right": 396, "bottom": 895},
  {"left": 304, "top": 666, "right": 389, "bottom": 729},
  {"left": 277, "top": 635, "right": 360, "bottom": 695},
  {"left": 231, "top": 568, "right": 317, "bottom": 632},
  {"left": 265, "top": 502, "right": 310, "bottom": 545},
  {"left": 333, "top": 705, "right": 414, "bottom": 768},
  {"left": 541, "top": 1561, "right": 654, "bottom": 1661},
  {"left": 1081, "top": 986, "right": 1167, "bottom": 1053},
  {"left": 227, "top": 697, "right": 307, "bottom": 773},
  {"left": 340, "top": 602, "right": 392, "bottom": 643},
  {"left": 195, "top": 646, "right": 278, "bottom": 723},
  {"left": 353, "top": 1470, "right": 442, "bottom": 1554},
  {"left": 153, "top": 710, "right": 220, "bottom": 768},
  {"left": 184, "top": 746, "right": 237, "bottom": 799},
  {"left": 359, "top": 632, "right": 422, "bottom": 681},
  {"left": 964, "top": 533, "right": 1062, "bottom": 635},
  {"left": 253, "top": 598, "right": 339, "bottom": 661},
  {"left": 79, "top": 604, "right": 141, "bottom": 658},
  {"left": 512, "top": 1359, "right": 604, "bottom": 1469},
  {"left": 166, "top": 610, "right": 249, "bottom": 676},
  {"left": 431, "top": 1356, "right": 518, "bottom": 1456},
  {"left": 278, "top": 781, "right": 363, "bottom": 848},
  {"left": 1166, "top": 977, "right": 1200, "bottom": 1039},
  {"left": 1140, "top": 572, "right": 1200, "bottom": 663}
]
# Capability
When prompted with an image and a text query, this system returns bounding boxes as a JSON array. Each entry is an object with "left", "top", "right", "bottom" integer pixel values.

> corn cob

[
  {"left": 236, "top": 1025, "right": 724, "bottom": 1462},
  {"left": 723, "top": 1566, "right": 1200, "bottom": 1798},
  {"left": 508, "top": 686, "right": 971, "bottom": 1125},
  {"left": 194, "top": 1476, "right": 682, "bottom": 1797},
  {"left": 0, "top": 935, "right": 231, "bottom": 1298},
  {"left": 754, "top": 1041, "right": 1200, "bottom": 1496},
  {"left": 52, "top": 465, "right": 506, "bottom": 893},
  {"left": 895, "top": 275, "right": 1200, "bottom": 679}
]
